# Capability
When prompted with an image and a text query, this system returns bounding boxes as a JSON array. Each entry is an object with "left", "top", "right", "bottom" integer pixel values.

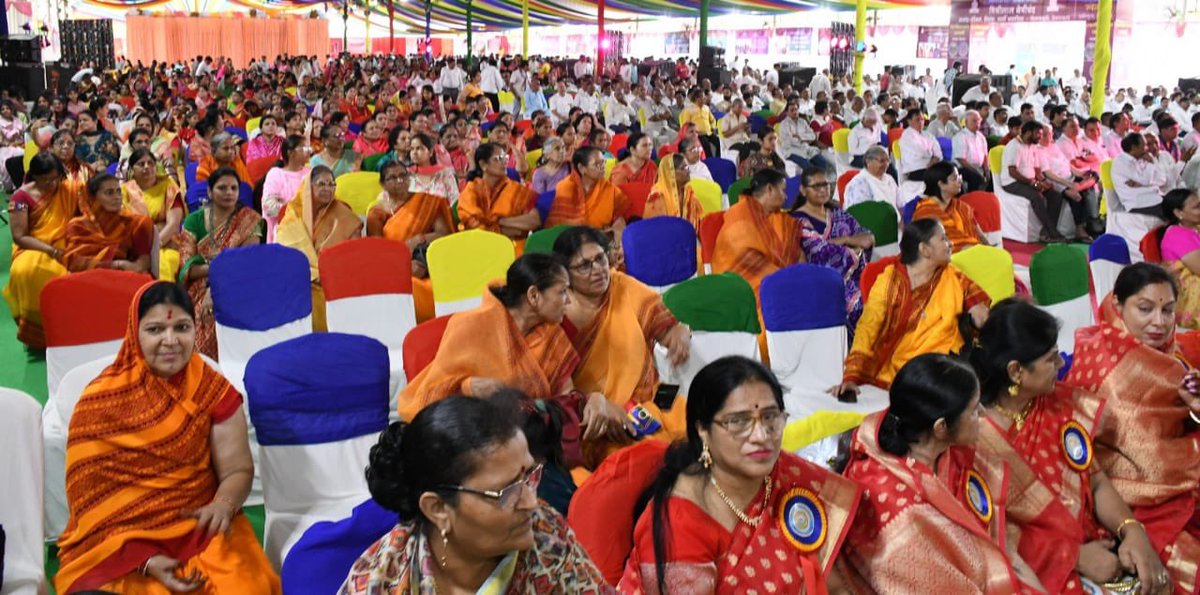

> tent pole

[
  {"left": 1090, "top": 0, "right": 1113, "bottom": 118},
  {"left": 853, "top": 0, "right": 866, "bottom": 94},
  {"left": 699, "top": 0, "right": 708, "bottom": 52},
  {"left": 387, "top": 0, "right": 394, "bottom": 54},
  {"left": 424, "top": 0, "right": 431, "bottom": 61},
  {"left": 522, "top": 0, "right": 529, "bottom": 59},
  {"left": 466, "top": 0, "right": 473, "bottom": 69},
  {"left": 597, "top": 0, "right": 604, "bottom": 76}
]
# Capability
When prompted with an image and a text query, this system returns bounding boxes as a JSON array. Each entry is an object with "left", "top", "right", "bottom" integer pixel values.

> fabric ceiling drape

[{"left": 125, "top": 14, "right": 328, "bottom": 66}]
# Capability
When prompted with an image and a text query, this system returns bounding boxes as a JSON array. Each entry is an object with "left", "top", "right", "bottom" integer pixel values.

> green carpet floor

[{"left": 0, "top": 196, "right": 265, "bottom": 591}]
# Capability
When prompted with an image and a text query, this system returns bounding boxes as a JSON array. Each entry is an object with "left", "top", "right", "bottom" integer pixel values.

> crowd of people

[{"left": 4, "top": 49, "right": 1200, "bottom": 594}]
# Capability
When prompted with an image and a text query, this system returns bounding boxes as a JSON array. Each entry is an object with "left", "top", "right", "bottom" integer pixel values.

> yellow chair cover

[
  {"left": 427, "top": 229, "right": 516, "bottom": 311},
  {"left": 687, "top": 178, "right": 723, "bottom": 215},
  {"left": 334, "top": 171, "right": 383, "bottom": 216},
  {"left": 832, "top": 128, "right": 851, "bottom": 153},
  {"left": 782, "top": 411, "right": 866, "bottom": 452},
  {"left": 951, "top": 244, "right": 1015, "bottom": 302}
]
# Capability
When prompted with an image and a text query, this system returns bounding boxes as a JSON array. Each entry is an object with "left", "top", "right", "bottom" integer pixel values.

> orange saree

[
  {"left": 618, "top": 451, "right": 861, "bottom": 595},
  {"left": 196, "top": 154, "right": 251, "bottom": 184},
  {"left": 711, "top": 197, "right": 803, "bottom": 295},
  {"left": 565, "top": 272, "right": 682, "bottom": 467},
  {"left": 456, "top": 176, "right": 540, "bottom": 252},
  {"left": 61, "top": 200, "right": 155, "bottom": 273},
  {"left": 397, "top": 290, "right": 580, "bottom": 421},
  {"left": 975, "top": 387, "right": 1106, "bottom": 594},
  {"left": 3, "top": 181, "right": 82, "bottom": 347},
  {"left": 54, "top": 283, "right": 279, "bottom": 595},
  {"left": 1065, "top": 314, "right": 1200, "bottom": 593},
  {"left": 912, "top": 197, "right": 980, "bottom": 252},
  {"left": 378, "top": 192, "right": 453, "bottom": 243},
  {"left": 842, "top": 412, "right": 1035, "bottom": 594},
  {"left": 546, "top": 173, "right": 631, "bottom": 229}
]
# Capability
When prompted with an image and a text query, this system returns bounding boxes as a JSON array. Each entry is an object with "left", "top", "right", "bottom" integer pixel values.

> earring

[
  {"left": 1008, "top": 381, "right": 1020, "bottom": 397},
  {"left": 438, "top": 527, "right": 449, "bottom": 568},
  {"left": 699, "top": 441, "right": 712, "bottom": 470}
]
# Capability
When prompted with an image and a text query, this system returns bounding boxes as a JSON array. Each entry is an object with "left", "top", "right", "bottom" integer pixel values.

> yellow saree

[
  {"left": 3, "top": 181, "right": 82, "bottom": 347},
  {"left": 123, "top": 176, "right": 187, "bottom": 281},
  {"left": 642, "top": 155, "right": 705, "bottom": 229}
]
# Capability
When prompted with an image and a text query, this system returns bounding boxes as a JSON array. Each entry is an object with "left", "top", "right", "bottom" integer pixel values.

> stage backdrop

[{"left": 125, "top": 13, "right": 327, "bottom": 67}]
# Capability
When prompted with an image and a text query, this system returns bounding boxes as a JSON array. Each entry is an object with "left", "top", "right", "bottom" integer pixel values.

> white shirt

[
  {"left": 952, "top": 129, "right": 988, "bottom": 169},
  {"left": 720, "top": 113, "right": 750, "bottom": 146},
  {"left": 573, "top": 92, "right": 600, "bottom": 116},
  {"left": 1132, "top": 105, "right": 1156, "bottom": 126},
  {"left": 1110, "top": 152, "right": 1167, "bottom": 210},
  {"left": 1066, "top": 76, "right": 1087, "bottom": 94},
  {"left": 927, "top": 118, "right": 961, "bottom": 139},
  {"left": 999, "top": 139, "right": 1040, "bottom": 187},
  {"left": 778, "top": 117, "right": 818, "bottom": 159},
  {"left": 608, "top": 100, "right": 635, "bottom": 128},
  {"left": 687, "top": 160, "right": 713, "bottom": 182},
  {"left": 642, "top": 100, "right": 672, "bottom": 134},
  {"left": 960, "top": 85, "right": 990, "bottom": 105},
  {"left": 1181, "top": 130, "right": 1200, "bottom": 153},
  {"left": 480, "top": 64, "right": 504, "bottom": 94},
  {"left": 438, "top": 66, "right": 465, "bottom": 90},
  {"left": 549, "top": 92, "right": 573, "bottom": 125},
  {"left": 843, "top": 170, "right": 901, "bottom": 212},
  {"left": 898, "top": 128, "right": 942, "bottom": 176},
  {"left": 808, "top": 74, "right": 832, "bottom": 99},
  {"left": 1170, "top": 102, "right": 1194, "bottom": 134},
  {"left": 848, "top": 123, "right": 882, "bottom": 158},
  {"left": 573, "top": 60, "right": 592, "bottom": 79}
]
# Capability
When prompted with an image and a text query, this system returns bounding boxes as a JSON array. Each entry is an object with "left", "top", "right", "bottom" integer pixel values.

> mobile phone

[
  {"left": 653, "top": 383, "right": 681, "bottom": 411},
  {"left": 837, "top": 389, "right": 859, "bottom": 404}
]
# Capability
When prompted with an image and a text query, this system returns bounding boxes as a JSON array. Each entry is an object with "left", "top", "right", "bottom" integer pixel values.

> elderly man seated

[
  {"left": 1110, "top": 131, "right": 1168, "bottom": 219},
  {"left": 843, "top": 146, "right": 902, "bottom": 212},
  {"left": 951, "top": 110, "right": 990, "bottom": 192}
]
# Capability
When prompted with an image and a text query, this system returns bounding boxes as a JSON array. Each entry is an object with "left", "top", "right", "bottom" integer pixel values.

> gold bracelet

[
  {"left": 1116, "top": 517, "right": 1143, "bottom": 539},
  {"left": 214, "top": 495, "right": 240, "bottom": 512}
]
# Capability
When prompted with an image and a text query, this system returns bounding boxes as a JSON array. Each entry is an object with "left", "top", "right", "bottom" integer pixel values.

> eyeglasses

[
  {"left": 314, "top": 180, "right": 336, "bottom": 188},
  {"left": 712, "top": 409, "right": 789, "bottom": 438},
  {"left": 438, "top": 463, "right": 543, "bottom": 509},
  {"left": 806, "top": 182, "right": 831, "bottom": 190},
  {"left": 569, "top": 252, "right": 609, "bottom": 274},
  {"left": 490, "top": 153, "right": 511, "bottom": 163}
]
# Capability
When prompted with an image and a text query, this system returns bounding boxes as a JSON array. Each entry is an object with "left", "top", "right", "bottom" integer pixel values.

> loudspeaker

[
  {"left": 697, "top": 67, "right": 731, "bottom": 87},
  {"left": 778, "top": 66, "right": 817, "bottom": 91},
  {"left": 0, "top": 65, "right": 47, "bottom": 97},
  {"left": 0, "top": 35, "right": 42, "bottom": 64},
  {"left": 700, "top": 45, "right": 724, "bottom": 67},
  {"left": 1180, "top": 78, "right": 1200, "bottom": 96}
]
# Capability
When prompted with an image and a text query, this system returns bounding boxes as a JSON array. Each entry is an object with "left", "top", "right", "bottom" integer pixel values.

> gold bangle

[
  {"left": 214, "top": 495, "right": 240, "bottom": 513},
  {"left": 1116, "top": 517, "right": 1143, "bottom": 539}
]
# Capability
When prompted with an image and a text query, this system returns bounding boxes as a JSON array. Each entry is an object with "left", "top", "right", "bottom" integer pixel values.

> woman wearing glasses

[
  {"left": 912, "top": 161, "right": 989, "bottom": 252},
  {"left": 457, "top": 143, "right": 541, "bottom": 251},
  {"left": 792, "top": 166, "right": 875, "bottom": 336},
  {"left": 275, "top": 165, "right": 363, "bottom": 331},
  {"left": 343, "top": 395, "right": 609, "bottom": 594},
  {"left": 546, "top": 147, "right": 630, "bottom": 249},
  {"left": 609, "top": 356, "right": 861, "bottom": 593},
  {"left": 551, "top": 226, "right": 691, "bottom": 471}
]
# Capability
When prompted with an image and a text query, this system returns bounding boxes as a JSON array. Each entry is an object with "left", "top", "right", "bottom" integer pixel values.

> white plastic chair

[{"left": 0, "top": 388, "right": 45, "bottom": 595}]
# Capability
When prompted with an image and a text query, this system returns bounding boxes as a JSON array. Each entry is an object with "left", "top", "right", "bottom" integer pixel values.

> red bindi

[{"left": 166, "top": 309, "right": 173, "bottom": 321}]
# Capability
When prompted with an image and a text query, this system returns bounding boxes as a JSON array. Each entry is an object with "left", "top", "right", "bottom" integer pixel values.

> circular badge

[
  {"left": 777, "top": 487, "right": 827, "bottom": 553},
  {"left": 1061, "top": 420, "right": 1093, "bottom": 472},
  {"left": 964, "top": 470, "right": 993, "bottom": 524}
]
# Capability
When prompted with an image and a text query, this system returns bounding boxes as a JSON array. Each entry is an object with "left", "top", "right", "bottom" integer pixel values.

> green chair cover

[
  {"left": 846, "top": 202, "right": 899, "bottom": 246},
  {"left": 663, "top": 273, "right": 761, "bottom": 333},
  {"left": 524, "top": 225, "right": 572, "bottom": 254},
  {"left": 1030, "top": 244, "right": 1090, "bottom": 305}
]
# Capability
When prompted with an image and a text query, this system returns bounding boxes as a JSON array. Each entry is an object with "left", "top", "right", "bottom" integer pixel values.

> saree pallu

[
  {"left": 275, "top": 175, "right": 364, "bottom": 332},
  {"left": 912, "top": 197, "right": 981, "bottom": 252},
  {"left": 843, "top": 264, "right": 989, "bottom": 388},
  {"left": 178, "top": 206, "right": 263, "bottom": 359},
  {"left": 568, "top": 272, "right": 682, "bottom": 468},
  {"left": 55, "top": 283, "right": 278, "bottom": 595},
  {"left": 1065, "top": 320, "right": 1200, "bottom": 593},
  {"left": 195, "top": 155, "right": 251, "bottom": 184},
  {"left": 123, "top": 176, "right": 187, "bottom": 281},
  {"left": 795, "top": 208, "right": 867, "bottom": 334},
  {"left": 644, "top": 155, "right": 704, "bottom": 230},
  {"left": 340, "top": 506, "right": 610, "bottom": 594},
  {"left": 547, "top": 173, "right": 631, "bottom": 229},
  {"left": 975, "top": 388, "right": 1106, "bottom": 594},
  {"left": 457, "top": 177, "right": 540, "bottom": 249},
  {"left": 1166, "top": 261, "right": 1200, "bottom": 330},
  {"left": 3, "top": 184, "right": 81, "bottom": 347},
  {"left": 618, "top": 452, "right": 862, "bottom": 595},
  {"left": 380, "top": 192, "right": 454, "bottom": 244},
  {"left": 398, "top": 290, "right": 580, "bottom": 421},
  {"left": 61, "top": 208, "right": 155, "bottom": 273},
  {"left": 712, "top": 197, "right": 803, "bottom": 295},
  {"left": 842, "top": 412, "right": 1034, "bottom": 594},
  {"left": 610, "top": 160, "right": 658, "bottom": 186}
]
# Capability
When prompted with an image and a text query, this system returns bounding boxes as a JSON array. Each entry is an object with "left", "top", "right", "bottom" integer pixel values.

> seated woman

[
  {"left": 262, "top": 135, "right": 311, "bottom": 243},
  {"left": 1159, "top": 188, "right": 1200, "bottom": 329},
  {"left": 552, "top": 226, "right": 691, "bottom": 468},
  {"left": 643, "top": 153, "right": 705, "bottom": 229},
  {"left": 3, "top": 153, "right": 80, "bottom": 348},
  {"left": 532, "top": 137, "right": 571, "bottom": 195},
  {"left": 618, "top": 356, "right": 861, "bottom": 592},
  {"left": 609, "top": 132, "right": 657, "bottom": 186},
  {"left": 547, "top": 147, "right": 630, "bottom": 245},
  {"left": 368, "top": 162, "right": 452, "bottom": 249},
  {"left": 912, "top": 161, "right": 988, "bottom": 252},
  {"left": 62, "top": 173, "right": 153, "bottom": 275},
  {"left": 1064, "top": 263, "right": 1200, "bottom": 592},
  {"left": 843, "top": 353, "right": 1041, "bottom": 593},
  {"left": 351, "top": 113, "right": 389, "bottom": 157},
  {"left": 54, "top": 281, "right": 279, "bottom": 595},
  {"left": 50, "top": 129, "right": 91, "bottom": 184},
  {"left": 968, "top": 299, "right": 1170, "bottom": 594},
  {"left": 196, "top": 132, "right": 250, "bottom": 184},
  {"left": 178, "top": 167, "right": 263, "bottom": 359},
  {"left": 309, "top": 124, "right": 360, "bottom": 179},
  {"left": 275, "top": 166, "right": 363, "bottom": 332},
  {"left": 409, "top": 132, "right": 459, "bottom": 202},
  {"left": 374, "top": 126, "right": 411, "bottom": 171},
  {"left": 342, "top": 396, "right": 608, "bottom": 593},
  {"left": 457, "top": 143, "right": 541, "bottom": 250},
  {"left": 793, "top": 167, "right": 874, "bottom": 334},
  {"left": 835, "top": 219, "right": 990, "bottom": 395},
  {"left": 399, "top": 253, "right": 603, "bottom": 424},
  {"left": 244, "top": 114, "right": 283, "bottom": 163},
  {"left": 713, "top": 168, "right": 804, "bottom": 297},
  {"left": 737, "top": 128, "right": 786, "bottom": 179},
  {"left": 74, "top": 110, "right": 120, "bottom": 172},
  {"left": 123, "top": 148, "right": 186, "bottom": 280}
]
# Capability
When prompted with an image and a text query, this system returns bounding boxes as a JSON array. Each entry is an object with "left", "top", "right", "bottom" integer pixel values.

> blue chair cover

[
  {"left": 536, "top": 190, "right": 556, "bottom": 222},
  {"left": 704, "top": 157, "right": 738, "bottom": 192},
  {"left": 1058, "top": 352, "right": 1074, "bottom": 381},
  {"left": 937, "top": 137, "right": 953, "bottom": 161},
  {"left": 210, "top": 244, "right": 312, "bottom": 331},
  {"left": 784, "top": 175, "right": 802, "bottom": 210},
  {"left": 225, "top": 126, "right": 249, "bottom": 142},
  {"left": 880, "top": 131, "right": 888, "bottom": 146},
  {"left": 506, "top": 167, "right": 521, "bottom": 182},
  {"left": 184, "top": 183, "right": 208, "bottom": 212},
  {"left": 105, "top": 162, "right": 119, "bottom": 175},
  {"left": 245, "top": 332, "right": 390, "bottom": 446},
  {"left": 1089, "top": 233, "right": 1131, "bottom": 264},
  {"left": 184, "top": 161, "right": 200, "bottom": 189},
  {"left": 749, "top": 114, "right": 768, "bottom": 135},
  {"left": 347, "top": 122, "right": 363, "bottom": 135},
  {"left": 280, "top": 499, "right": 395, "bottom": 595},
  {"left": 481, "top": 120, "right": 497, "bottom": 134},
  {"left": 712, "top": 110, "right": 726, "bottom": 120},
  {"left": 761, "top": 264, "right": 846, "bottom": 331},
  {"left": 239, "top": 181, "right": 255, "bottom": 209},
  {"left": 623, "top": 218, "right": 697, "bottom": 287},
  {"left": 902, "top": 197, "right": 920, "bottom": 225}
]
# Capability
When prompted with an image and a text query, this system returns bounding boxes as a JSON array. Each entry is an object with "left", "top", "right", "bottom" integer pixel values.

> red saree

[
  {"left": 1065, "top": 313, "right": 1200, "bottom": 593},
  {"left": 975, "top": 387, "right": 1106, "bottom": 593},
  {"left": 617, "top": 451, "right": 861, "bottom": 594},
  {"left": 61, "top": 202, "right": 154, "bottom": 273}
]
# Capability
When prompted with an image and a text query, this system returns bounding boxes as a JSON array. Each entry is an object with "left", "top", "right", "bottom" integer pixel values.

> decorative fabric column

[
  {"left": 1090, "top": 0, "right": 1113, "bottom": 118},
  {"left": 853, "top": 0, "right": 866, "bottom": 94},
  {"left": 424, "top": 0, "right": 431, "bottom": 60},
  {"left": 364, "top": 0, "right": 371, "bottom": 53},
  {"left": 596, "top": 0, "right": 604, "bottom": 74},
  {"left": 466, "top": 0, "right": 473, "bottom": 69},
  {"left": 699, "top": 0, "right": 708, "bottom": 52},
  {"left": 522, "top": 0, "right": 529, "bottom": 59},
  {"left": 387, "top": 0, "right": 394, "bottom": 54}
]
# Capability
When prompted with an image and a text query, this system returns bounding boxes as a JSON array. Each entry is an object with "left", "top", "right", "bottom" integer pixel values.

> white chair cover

[{"left": 0, "top": 389, "right": 45, "bottom": 595}]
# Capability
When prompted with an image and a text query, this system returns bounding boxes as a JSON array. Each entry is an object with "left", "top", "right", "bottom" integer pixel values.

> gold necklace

[
  {"left": 708, "top": 475, "right": 772, "bottom": 527},
  {"left": 993, "top": 397, "right": 1036, "bottom": 431}
]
